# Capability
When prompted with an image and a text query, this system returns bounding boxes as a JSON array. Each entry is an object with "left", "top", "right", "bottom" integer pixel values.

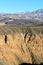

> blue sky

[{"left": 0, "top": 0, "right": 43, "bottom": 13}]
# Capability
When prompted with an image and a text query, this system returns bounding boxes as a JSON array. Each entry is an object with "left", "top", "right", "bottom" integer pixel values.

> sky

[{"left": 0, "top": 0, "right": 43, "bottom": 13}]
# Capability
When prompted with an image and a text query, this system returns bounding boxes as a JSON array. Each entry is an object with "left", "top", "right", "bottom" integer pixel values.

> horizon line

[{"left": 0, "top": 8, "right": 43, "bottom": 14}]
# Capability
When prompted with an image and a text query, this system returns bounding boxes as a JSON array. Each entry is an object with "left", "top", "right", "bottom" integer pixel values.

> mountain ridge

[{"left": 0, "top": 9, "right": 43, "bottom": 25}]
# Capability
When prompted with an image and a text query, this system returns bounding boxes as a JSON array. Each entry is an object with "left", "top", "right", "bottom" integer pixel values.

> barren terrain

[{"left": 0, "top": 25, "right": 43, "bottom": 65}]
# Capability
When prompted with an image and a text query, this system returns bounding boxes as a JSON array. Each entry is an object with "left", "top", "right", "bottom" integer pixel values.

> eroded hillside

[{"left": 0, "top": 25, "right": 43, "bottom": 65}]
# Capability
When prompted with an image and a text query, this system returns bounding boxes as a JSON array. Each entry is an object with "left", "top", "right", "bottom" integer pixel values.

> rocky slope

[{"left": 0, "top": 25, "right": 43, "bottom": 65}]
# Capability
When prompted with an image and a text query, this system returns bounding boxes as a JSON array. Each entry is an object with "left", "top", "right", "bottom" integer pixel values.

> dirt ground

[{"left": 0, "top": 32, "right": 43, "bottom": 65}]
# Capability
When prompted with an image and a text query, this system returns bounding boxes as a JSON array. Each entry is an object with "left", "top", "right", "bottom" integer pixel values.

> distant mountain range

[{"left": 0, "top": 9, "right": 43, "bottom": 25}]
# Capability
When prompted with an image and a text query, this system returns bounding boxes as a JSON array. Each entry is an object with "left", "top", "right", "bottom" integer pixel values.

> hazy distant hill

[{"left": 0, "top": 9, "right": 43, "bottom": 25}]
